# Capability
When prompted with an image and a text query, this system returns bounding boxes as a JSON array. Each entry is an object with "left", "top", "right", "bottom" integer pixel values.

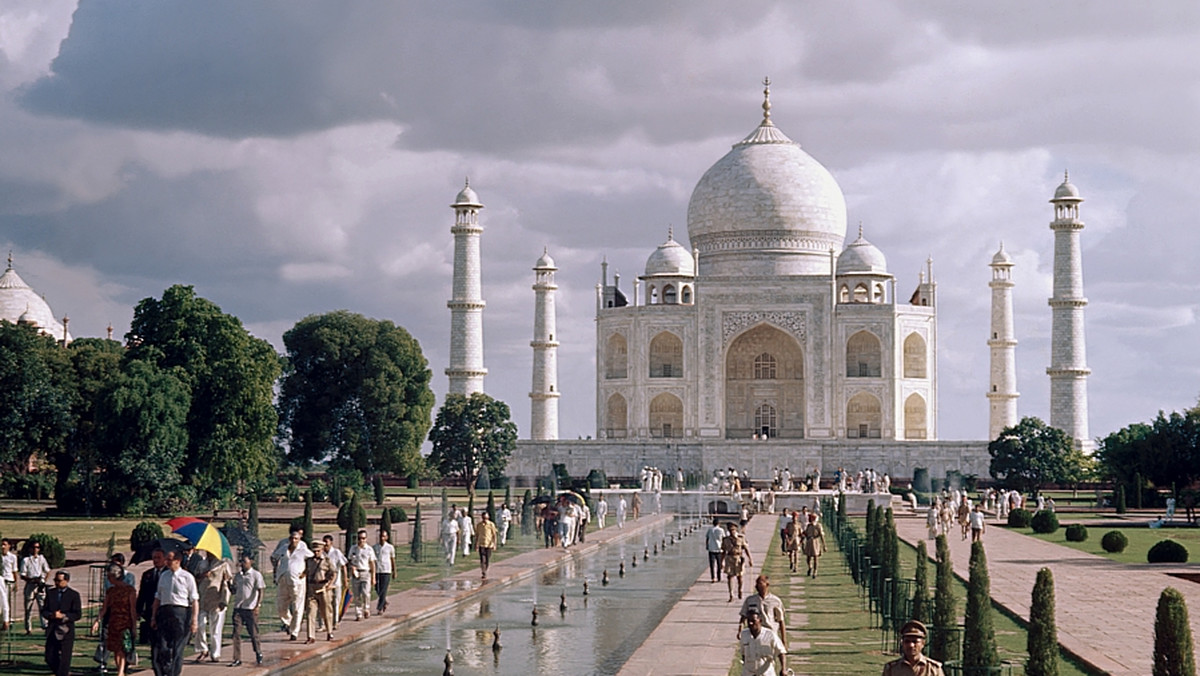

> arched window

[
  {"left": 648, "top": 285, "right": 658, "bottom": 305},
  {"left": 663, "top": 284, "right": 677, "bottom": 304},
  {"left": 649, "top": 331, "right": 683, "bottom": 378},
  {"left": 903, "top": 333, "right": 927, "bottom": 378},
  {"left": 839, "top": 285, "right": 850, "bottom": 303},
  {"left": 846, "top": 331, "right": 882, "bottom": 378},
  {"left": 754, "top": 403, "right": 777, "bottom": 438},
  {"left": 874, "top": 283, "right": 885, "bottom": 303},
  {"left": 853, "top": 283, "right": 869, "bottom": 303},
  {"left": 649, "top": 393, "right": 683, "bottom": 438},
  {"left": 606, "top": 393, "right": 627, "bottom": 438},
  {"left": 681, "top": 286, "right": 693, "bottom": 304},
  {"left": 753, "top": 353, "right": 777, "bottom": 380},
  {"left": 605, "top": 333, "right": 628, "bottom": 379},
  {"left": 846, "top": 392, "right": 882, "bottom": 439},
  {"left": 904, "top": 393, "right": 927, "bottom": 439}
]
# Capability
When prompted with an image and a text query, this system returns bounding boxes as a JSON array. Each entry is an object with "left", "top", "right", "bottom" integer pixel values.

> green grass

[{"left": 1022, "top": 523, "right": 1200, "bottom": 564}]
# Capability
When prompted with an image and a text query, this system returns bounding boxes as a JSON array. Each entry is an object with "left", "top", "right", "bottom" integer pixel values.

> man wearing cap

[
  {"left": 739, "top": 608, "right": 786, "bottom": 676},
  {"left": 302, "top": 539, "right": 335, "bottom": 643},
  {"left": 882, "top": 620, "right": 944, "bottom": 676}
]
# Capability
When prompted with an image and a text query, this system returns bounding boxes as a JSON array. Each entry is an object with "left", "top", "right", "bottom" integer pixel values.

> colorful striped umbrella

[{"left": 168, "top": 517, "right": 233, "bottom": 560}]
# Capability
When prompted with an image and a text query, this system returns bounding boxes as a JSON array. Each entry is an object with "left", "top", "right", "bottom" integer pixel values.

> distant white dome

[
  {"left": 0, "top": 258, "right": 71, "bottom": 342},
  {"left": 837, "top": 227, "right": 888, "bottom": 275},
  {"left": 535, "top": 248, "right": 557, "bottom": 269},
  {"left": 644, "top": 233, "right": 695, "bottom": 278},
  {"left": 1053, "top": 172, "right": 1081, "bottom": 201},
  {"left": 991, "top": 243, "right": 1013, "bottom": 266},
  {"left": 687, "top": 82, "right": 846, "bottom": 277},
  {"left": 453, "top": 179, "right": 482, "bottom": 207}
]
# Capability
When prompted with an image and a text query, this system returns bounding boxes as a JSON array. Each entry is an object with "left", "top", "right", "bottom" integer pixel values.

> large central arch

[{"left": 724, "top": 324, "right": 804, "bottom": 439}]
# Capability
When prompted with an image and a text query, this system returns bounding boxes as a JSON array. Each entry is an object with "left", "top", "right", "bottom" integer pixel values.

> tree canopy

[
  {"left": 1097, "top": 406, "right": 1200, "bottom": 490},
  {"left": 988, "top": 417, "right": 1091, "bottom": 496},
  {"left": 278, "top": 311, "right": 434, "bottom": 477},
  {"left": 427, "top": 392, "right": 517, "bottom": 500},
  {"left": 126, "top": 285, "right": 281, "bottom": 493},
  {"left": 0, "top": 322, "right": 72, "bottom": 481},
  {"left": 61, "top": 338, "right": 124, "bottom": 512}
]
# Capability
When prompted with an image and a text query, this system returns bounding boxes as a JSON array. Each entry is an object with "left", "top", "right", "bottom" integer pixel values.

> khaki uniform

[
  {"left": 722, "top": 532, "right": 747, "bottom": 577},
  {"left": 881, "top": 654, "right": 944, "bottom": 676}
]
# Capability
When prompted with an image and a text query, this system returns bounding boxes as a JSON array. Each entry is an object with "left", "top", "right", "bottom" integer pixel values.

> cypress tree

[
  {"left": 963, "top": 541, "right": 999, "bottom": 669},
  {"left": 487, "top": 490, "right": 497, "bottom": 524},
  {"left": 303, "top": 490, "right": 315, "bottom": 543},
  {"left": 1116, "top": 485, "right": 1127, "bottom": 514},
  {"left": 410, "top": 502, "right": 423, "bottom": 562},
  {"left": 866, "top": 500, "right": 878, "bottom": 560},
  {"left": 885, "top": 509, "right": 901, "bottom": 628},
  {"left": 1026, "top": 567, "right": 1058, "bottom": 676},
  {"left": 248, "top": 492, "right": 259, "bottom": 536},
  {"left": 381, "top": 506, "right": 393, "bottom": 542},
  {"left": 521, "top": 489, "right": 533, "bottom": 536},
  {"left": 1135, "top": 472, "right": 1144, "bottom": 510},
  {"left": 440, "top": 487, "right": 448, "bottom": 523},
  {"left": 374, "top": 473, "right": 386, "bottom": 506},
  {"left": 912, "top": 540, "right": 930, "bottom": 624},
  {"left": 1153, "top": 587, "right": 1196, "bottom": 676},
  {"left": 931, "top": 534, "right": 959, "bottom": 662},
  {"left": 505, "top": 484, "right": 513, "bottom": 510}
]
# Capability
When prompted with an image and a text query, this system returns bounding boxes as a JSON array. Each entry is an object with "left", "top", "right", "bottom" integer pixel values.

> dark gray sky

[{"left": 2, "top": 1, "right": 1197, "bottom": 443}]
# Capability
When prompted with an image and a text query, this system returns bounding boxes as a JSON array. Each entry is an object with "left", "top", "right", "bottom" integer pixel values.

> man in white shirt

[
  {"left": 346, "top": 530, "right": 376, "bottom": 621},
  {"left": 459, "top": 510, "right": 474, "bottom": 556},
  {"left": 596, "top": 496, "right": 608, "bottom": 529},
  {"left": 616, "top": 496, "right": 627, "bottom": 529},
  {"left": 705, "top": 518, "right": 727, "bottom": 583},
  {"left": 373, "top": 530, "right": 396, "bottom": 615},
  {"left": 441, "top": 514, "right": 460, "bottom": 565},
  {"left": 20, "top": 540, "right": 51, "bottom": 633},
  {"left": 739, "top": 609, "right": 786, "bottom": 676},
  {"left": 498, "top": 504, "right": 513, "bottom": 547},
  {"left": 229, "top": 553, "right": 264, "bottom": 666},
  {"left": 151, "top": 549, "right": 199, "bottom": 676},
  {"left": 0, "top": 539, "right": 16, "bottom": 631},
  {"left": 322, "top": 535, "right": 347, "bottom": 631},
  {"left": 272, "top": 529, "right": 310, "bottom": 640}
]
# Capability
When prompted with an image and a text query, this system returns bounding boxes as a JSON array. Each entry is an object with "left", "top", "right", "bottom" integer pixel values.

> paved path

[
  {"left": 895, "top": 512, "right": 1200, "bottom": 675},
  {"left": 618, "top": 516, "right": 776, "bottom": 676}
]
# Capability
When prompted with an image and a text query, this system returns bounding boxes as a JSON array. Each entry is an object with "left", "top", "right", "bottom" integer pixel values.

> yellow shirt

[{"left": 476, "top": 520, "right": 498, "bottom": 549}]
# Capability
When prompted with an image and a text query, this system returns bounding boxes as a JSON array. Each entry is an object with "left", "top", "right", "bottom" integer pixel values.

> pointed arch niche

[
  {"left": 605, "top": 393, "right": 627, "bottom": 438},
  {"left": 846, "top": 392, "right": 882, "bottom": 439},
  {"left": 903, "top": 333, "right": 927, "bottom": 378},
  {"left": 605, "top": 333, "right": 628, "bottom": 379},
  {"left": 724, "top": 324, "right": 804, "bottom": 439},
  {"left": 648, "top": 393, "right": 683, "bottom": 438},
  {"left": 649, "top": 331, "right": 683, "bottom": 378},
  {"left": 904, "top": 393, "right": 927, "bottom": 439},
  {"left": 846, "top": 330, "right": 882, "bottom": 378}
]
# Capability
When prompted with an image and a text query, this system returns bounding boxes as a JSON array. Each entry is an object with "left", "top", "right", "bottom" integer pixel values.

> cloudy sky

[{"left": 2, "top": 1, "right": 1197, "bottom": 445}]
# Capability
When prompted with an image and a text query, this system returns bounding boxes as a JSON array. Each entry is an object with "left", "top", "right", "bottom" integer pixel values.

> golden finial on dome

[
  {"left": 6, "top": 250, "right": 11, "bottom": 270},
  {"left": 762, "top": 76, "right": 772, "bottom": 124},
  {"left": 667, "top": 225, "right": 674, "bottom": 241}
]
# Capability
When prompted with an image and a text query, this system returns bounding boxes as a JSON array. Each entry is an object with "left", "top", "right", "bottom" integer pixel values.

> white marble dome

[
  {"left": 837, "top": 229, "right": 888, "bottom": 275},
  {"left": 0, "top": 259, "right": 71, "bottom": 342},
  {"left": 644, "top": 233, "right": 695, "bottom": 278},
  {"left": 991, "top": 243, "right": 1013, "bottom": 266},
  {"left": 1053, "top": 173, "right": 1081, "bottom": 201},
  {"left": 687, "top": 103, "right": 847, "bottom": 277},
  {"left": 535, "top": 249, "right": 556, "bottom": 269},
  {"left": 453, "top": 180, "right": 482, "bottom": 207}
]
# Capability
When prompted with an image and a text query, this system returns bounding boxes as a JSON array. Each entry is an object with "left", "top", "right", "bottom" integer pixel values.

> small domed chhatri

[
  {"left": 643, "top": 228, "right": 695, "bottom": 278},
  {"left": 453, "top": 177, "right": 482, "bottom": 208},
  {"left": 1053, "top": 170, "right": 1081, "bottom": 201},
  {"left": 836, "top": 224, "right": 888, "bottom": 275},
  {"left": 535, "top": 247, "right": 557, "bottom": 270},
  {"left": 687, "top": 77, "right": 847, "bottom": 277}
]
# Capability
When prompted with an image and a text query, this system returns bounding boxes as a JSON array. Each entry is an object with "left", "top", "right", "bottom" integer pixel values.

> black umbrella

[
  {"left": 220, "top": 525, "right": 264, "bottom": 551},
  {"left": 530, "top": 495, "right": 555, "bottom": 506},
  {"left": 131, "top": 537, "right": 189, "bottom": 565}
]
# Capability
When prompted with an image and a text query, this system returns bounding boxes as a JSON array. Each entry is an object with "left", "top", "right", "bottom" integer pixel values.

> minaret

[
  {"left": 530, "top": 248, "right": 559, "bottom": 440},
  {"left": 446, "top": 179, "right": 487, "bottom": 395},
  {"left": 1046, "top": 172, "right": 1092, "bottom": 450},
  {"left": 987, "top": 243, "right": 1018, "bottom": 440}
]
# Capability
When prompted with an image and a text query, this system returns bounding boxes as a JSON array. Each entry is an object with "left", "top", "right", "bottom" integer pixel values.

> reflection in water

[{"left": 311, "top": 519, "right": 704, "bottom": 675}]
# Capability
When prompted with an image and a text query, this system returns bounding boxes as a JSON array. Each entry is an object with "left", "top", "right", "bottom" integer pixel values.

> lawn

[{"left": 1021, "top": 523, "right": 1200, "bottom": 565}]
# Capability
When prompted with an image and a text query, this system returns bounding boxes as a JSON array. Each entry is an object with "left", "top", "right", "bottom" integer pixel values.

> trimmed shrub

[
  {"left": 303, "top": 490, "right": 315, "bottom": 541},
  {"left": 248, "top": 492, "right": 259, "bottom": 536},
  {"left": 1031, "top": 510, "right": 1059, "bottom": 534},
  {"left": 373, "top": 474, "right": 386, "bottom": 506},
  {"left": 962, "top": 541, "right": 999, "bottom": 669},
  {"left": 407, "top": 475, "right": 418, "bottom": 489},
  {"left": 1027, "top": 568, "right": 1058, "bottom": 676},
  {"left": 130, "top": 521, "right": 164, "bottom": 551},
  {"left": 410, "top": 502, "right": 423, "bottom": 562},
  {"left": 380, "top": 506, "right": 393, "bottom": 539},
  {"left": 387, "top": 506, "right": 408, "bottom": 523},
  {"left": 1064, "top": 524, "right": 1088, "bottom": 542},
  {"left": 1115, "top": 485, "right": 1127, "bottom": 514},
  {"left": 1154, "top": 587, "right": 1196, "bottom": 676},
  {"left": 1149, "top": 540, "right": 1189, "bottom": 564},
  {"left": 1101, "top": 530, "right": 1128, "bottom": 553},
  {"left": 931, "top": 534, "right": 959, "bottom": 663},
  {"left": 22, "top": 533, "right": 66, "bottom": 568},
  {"left": 1007, "top": 508, "right": 1032, "bottom": 528},
  {"left": 911, "top": 540, "right": 930, "bottom": 624}
]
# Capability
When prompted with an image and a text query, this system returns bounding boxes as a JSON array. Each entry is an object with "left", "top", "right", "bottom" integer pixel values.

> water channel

[{"left": 311, "top": 517, "right": 706, "bottom": 675}]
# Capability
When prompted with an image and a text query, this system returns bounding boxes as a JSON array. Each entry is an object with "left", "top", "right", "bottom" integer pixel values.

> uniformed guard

[{"left": 881, "top": 620, "right": 944, "bottom": 676}]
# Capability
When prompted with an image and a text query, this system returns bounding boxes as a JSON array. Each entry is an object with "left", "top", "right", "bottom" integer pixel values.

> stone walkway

[
  {"left": 618, "top": 516, "right": 776, "bottom": 676},
  {"left": 894, "top": 512, "right": 1200, "bottom": 675}
]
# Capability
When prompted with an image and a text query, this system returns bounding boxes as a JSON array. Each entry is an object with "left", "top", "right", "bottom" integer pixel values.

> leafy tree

[
  {"left": 1154, "top": 587, "right": 1196, "bottom": 676},
  {"left": 1027, "top": 567, "right": 1058, "bottom": 676},
  {"left": 427, "top": 392, "right": 517, "bottom": 503},
  {"left": 95, "top": 359, "right": 191, "bottom": 513},
  {"left": 0, "top": 322, "right": 72, "bottom": 483},
  {"left": 962, "top": 541, "right": 998, "bottom": 669},
  {"left": 912, "top": 540, "right": 930, "bottom": 624},
  {"left": 931, "top": 534, "right": 958, "bottom": 662},
  {"left": 59, "top": 338, "right": 123, "bottom": 513},
  {"left": 989, "top": 417, "right": 1091, "bottom": 497},
  {"left": 125, "top": 285, "right": 280, "bottom": 494},
  {"left": 1098, "top": 407, "right": 1200, "bottom": 495},
  {"left": 278, "top": 311, "right": 434, "bottom": 477}
]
